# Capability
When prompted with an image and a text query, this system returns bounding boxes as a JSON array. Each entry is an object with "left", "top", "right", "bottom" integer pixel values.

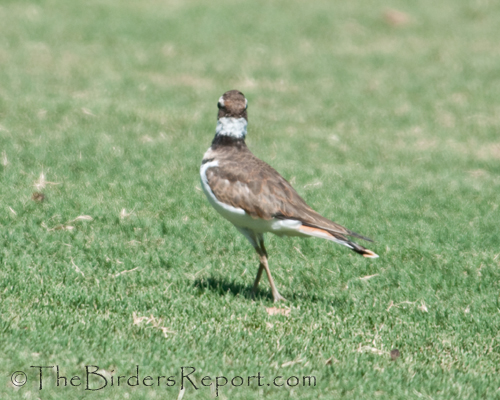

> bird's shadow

[
  {"left": 192, "top": 276, "right": 273, "bottom": 302},
  {"left": 192, "top": 276, "right": 336, "bottom": 304}
]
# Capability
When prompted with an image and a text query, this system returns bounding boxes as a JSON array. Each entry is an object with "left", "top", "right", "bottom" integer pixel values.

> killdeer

[{"left": 200, "top": 90, "right": 378, "bottom": 302}]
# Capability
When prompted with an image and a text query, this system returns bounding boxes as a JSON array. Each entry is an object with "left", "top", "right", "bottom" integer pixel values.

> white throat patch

[{"left": 215, "top": 117, "right": 247, "bottom": 139}]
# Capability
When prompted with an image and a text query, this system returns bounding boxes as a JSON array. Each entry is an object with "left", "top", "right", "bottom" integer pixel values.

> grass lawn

[{"left": 1, "top": 0, "right": 500, "bottom": 398}]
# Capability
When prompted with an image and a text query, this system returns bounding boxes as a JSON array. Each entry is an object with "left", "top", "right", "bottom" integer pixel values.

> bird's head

[
  {"left": 215, "top": 90, "right": 248, "bottom": 140},
  {"left": 217, "top": 90, "right": 248, "bottom": 120}
]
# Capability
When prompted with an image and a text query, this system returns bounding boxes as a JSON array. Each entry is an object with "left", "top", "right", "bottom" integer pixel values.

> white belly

[{"left": 200, "top": 160, "right": 303, "bottom": 236}]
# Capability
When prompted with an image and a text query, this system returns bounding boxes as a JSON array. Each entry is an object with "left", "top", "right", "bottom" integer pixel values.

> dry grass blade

[
  {"left": 418, "top": 301, "right": 429, "bottom": 312},
  {"left": 266, "top": 307, "right": 291, "bottom": 316},
  {"left": 158, "top": 327, "right": 177, "bottom": 338},
  {"left": 8, "top": 207, "right": 17, "bottom": 216},
  {"left": 34, "top": 172, "right": 61, "bottom": 190},
  {"left": 71, "top": 259, "right": 85, "bottom": 277},
  {"left": 294, "top": 246, "right": 307, "bottom": 260},
  {"left": 69, "top": 215, "right": 93, "bottom": 223},
  {"left": 359, "top": 273, "right": 379, "bottom": 281},
  {"left": 49, "top": 225, "right": 74, "bottom": 231},
  {"left": 281, "top": 358, "right": 305, "bottom": 367},
  {"left": 357, "top": 345, "right": 387, "bottom": 356},
  {"left": 132, "top": 312, "right": 149, "bottom": 325},
  {"left": 387, "top": 300, "right": 428, "bottom": 312},
  {"left": 177, "top": 387, "right": 185, "bottom": 400},
  {"left": 132, "top": 313, "right": 176, "bottom": 338},
  {"left": 303, "top": 181, "right": 323, "bottom": 189},
  {"left": 114, "top": 267, "right": 139, "bottom": 278},
  {"left": 120, "top": 208, "right": 135, "bottom": 219}
]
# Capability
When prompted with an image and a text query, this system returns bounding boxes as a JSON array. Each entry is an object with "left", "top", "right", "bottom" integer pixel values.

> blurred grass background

[{"left": 1, "top": 0, "right": 500, "bottom": 398}]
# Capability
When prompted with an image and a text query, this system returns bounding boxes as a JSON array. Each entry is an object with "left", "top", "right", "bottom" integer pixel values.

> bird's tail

[{"left": 298, "top": 225, "right": 379, "bottom": 258}]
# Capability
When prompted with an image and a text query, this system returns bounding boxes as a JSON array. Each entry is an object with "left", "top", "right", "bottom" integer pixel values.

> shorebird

[{"left": 200, "top": 90, "right": 378, "bottom": 302}]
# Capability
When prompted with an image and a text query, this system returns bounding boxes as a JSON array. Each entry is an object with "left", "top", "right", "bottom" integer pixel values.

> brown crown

[{"left": 218, "top": 90, "right": 248, "bottom": 120}]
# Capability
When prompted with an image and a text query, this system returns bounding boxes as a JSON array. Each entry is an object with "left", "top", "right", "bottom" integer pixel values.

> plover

[{"left": 200, "top": 90, "right": 378, "bottom": 302}]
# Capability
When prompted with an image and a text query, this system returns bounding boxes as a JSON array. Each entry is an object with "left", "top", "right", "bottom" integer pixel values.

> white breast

[{"left": 200, "top": 159, "right": 247, "bottom": 223}]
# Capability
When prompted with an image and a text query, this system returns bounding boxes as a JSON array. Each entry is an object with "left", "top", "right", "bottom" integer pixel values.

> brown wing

[{"left": 205, "top": 152, "right": 368, "bottom": 240}]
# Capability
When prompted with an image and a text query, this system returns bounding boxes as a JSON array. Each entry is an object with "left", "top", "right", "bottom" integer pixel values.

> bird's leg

[
  {"left": 252, "top": 263, "right": 264, "bottom": 298},
  {"left": 239, "top": 228, "right": 285, "bottom": 302},
  {"left": 257, "top": 240, "right": 286, "bottom": 303},
  {"left": 259, "top": 253, "right": 286, "bottom": 303}
]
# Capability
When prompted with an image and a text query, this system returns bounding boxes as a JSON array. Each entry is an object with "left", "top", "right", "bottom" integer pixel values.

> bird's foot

[
  {"left": 252, "top": 289, "right": 286, "bottom": 303},
  {"left": 272, "top": 292, "right": 287, "bottom": 303}
]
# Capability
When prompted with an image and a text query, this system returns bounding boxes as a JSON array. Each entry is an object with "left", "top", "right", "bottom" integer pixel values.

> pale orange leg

[
  {"left": 253, "top": 239, "right": 286, "bottom": 303},
  {"left": 259, "top": 252, "right": 286, "bottom": 303}
]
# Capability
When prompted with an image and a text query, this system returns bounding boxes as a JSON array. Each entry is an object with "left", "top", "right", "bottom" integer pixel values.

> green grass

[{"left": 1, "top": 0, "right": 500, "bottom": 398}]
